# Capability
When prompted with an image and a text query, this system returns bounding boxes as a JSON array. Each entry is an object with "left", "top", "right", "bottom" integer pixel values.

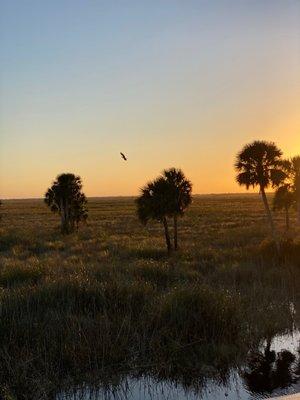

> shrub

[{"left": 156, "top": 285, "right": 242, "bottom": 345}]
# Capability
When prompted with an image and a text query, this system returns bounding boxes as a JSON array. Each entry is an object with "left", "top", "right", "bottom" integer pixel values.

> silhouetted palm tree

[
  {"left": 283, "top": 156, "right": 300, "bottom": 225},
  {"left": 235, "top": 141, "right": 285, "bottom": 244},
  {"left": 273, "top": 184, "right": 295, "bottom": 231},
  {"left": 163, "top": 168, "right": 192, "bottom": 250},
  {"left": 136, "top": 169, "right": 192, "bottom": 253},
  {"left": 45, "top": 173, "right": 88, "bottom": 234},
  {"left": 71, "top": 192, "right": 88, "bottom": 231},
  {"left": 136, "top": 177, "right": 173, "bottom": 253}
]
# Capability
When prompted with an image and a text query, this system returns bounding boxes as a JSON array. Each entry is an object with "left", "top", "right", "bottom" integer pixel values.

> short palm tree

[
  {"left": 273, "top": 184, "right": 295, "bottom": 231},
  {"left": 235, "top": 141, "right": 286, "bottom": 243},
  {"left": 163, "top": 168, "right": 192, "bottom": 250},
  {"left": 136, "top": 177, "right": 173, "bottom": 253},
  {"left": 136, "top": 168, "right": 192, "bottom": 253},
  {"left": 45, "top": 173, "right": 88, "bottom": 234},
  {"left": 71, "top": 192, "right": 88, "bottom": 230}
]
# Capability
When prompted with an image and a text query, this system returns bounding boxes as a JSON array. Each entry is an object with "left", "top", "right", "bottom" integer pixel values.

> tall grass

[{"left": 0, "top": 195, "right": 300, "bottom": 399}]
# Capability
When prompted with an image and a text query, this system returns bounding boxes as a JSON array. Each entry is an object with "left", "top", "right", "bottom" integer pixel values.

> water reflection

[
  {"left": 58, "top": 332, "right": 300, "bottom": 400},
  {"left": 242, "top": 344, "right": 298, "bottom": 394}
]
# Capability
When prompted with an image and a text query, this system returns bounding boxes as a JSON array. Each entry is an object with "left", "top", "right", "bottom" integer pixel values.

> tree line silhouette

[{"left": 42, "top": 140, "right": 300, "bottom": 253}]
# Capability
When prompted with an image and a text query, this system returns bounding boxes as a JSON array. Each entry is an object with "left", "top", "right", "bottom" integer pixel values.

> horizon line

[{"left": 0, "top": 192, "right": 270, "bottom": 201}]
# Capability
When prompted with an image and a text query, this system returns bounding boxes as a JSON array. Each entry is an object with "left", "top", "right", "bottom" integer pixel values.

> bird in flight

[{"left": 120, "top": 152, "right": 127, "bottom": 161}]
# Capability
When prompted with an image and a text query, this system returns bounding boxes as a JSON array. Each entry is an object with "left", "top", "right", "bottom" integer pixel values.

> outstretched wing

[{"left": 120, "top": 152, "right": 127, "bottom": 161}]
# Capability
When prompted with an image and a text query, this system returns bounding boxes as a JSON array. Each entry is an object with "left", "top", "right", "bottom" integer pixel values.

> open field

[{"left": 1, "top": 194, "right": 300, "bottom": 399}]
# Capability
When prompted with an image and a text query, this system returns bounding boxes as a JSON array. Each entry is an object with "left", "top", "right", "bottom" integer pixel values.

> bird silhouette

[{"left": 120, "top": 152, "right": 127, "bottom": 161}]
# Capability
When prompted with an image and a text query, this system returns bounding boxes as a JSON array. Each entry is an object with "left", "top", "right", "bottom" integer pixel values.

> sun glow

[{"left": 0, "top": 1, "right": 299, "bottom": 198}]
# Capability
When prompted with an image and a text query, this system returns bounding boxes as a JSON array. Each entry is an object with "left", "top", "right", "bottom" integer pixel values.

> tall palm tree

[
  {"left": 136, "top": 177, "right": 173, "bottom": 253},
  {"left": 283, "top": 156, "right": 300, "bottom": 225},
  {"left": 235, "top": 141, "right": 286, "bottom": 243},
  {"left": 273, "top": 184, "right": 295, "bottom": 231},
  {"left": 45, "top": 173, "right": 88, "bottom": 234},
  {"left": 163, "top": 168, "right": 192, "bottom": 250}
]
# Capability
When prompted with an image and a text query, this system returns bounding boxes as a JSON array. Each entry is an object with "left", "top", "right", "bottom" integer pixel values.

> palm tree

[
  {"left": 273, "top": 185, "right": 295, "bottom": 231},
  {"left": 235, "top": 141, "right": 286, "bottom": 244},
  {"left": 45, "top": 173, "right": 88, "bottom": 234},
  {"left": 163, "top": 168, "right": 192, "bottom": 250},
  {"left": 136, "top": 169, "right": 192, "bottom": 253},
  {"left": 136, "top": 177, "right": 173, "bottom": 253},
  {"left": 283, "top": 156, "right": 300, "bottom": 225},
  {"left": 71, "top": 192, "right": 88, "bottom": 230}
]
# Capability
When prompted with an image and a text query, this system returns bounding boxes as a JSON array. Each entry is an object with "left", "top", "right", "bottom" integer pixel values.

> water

[{"left": 57, "top": 331, "right": 300, "bottom": 400}]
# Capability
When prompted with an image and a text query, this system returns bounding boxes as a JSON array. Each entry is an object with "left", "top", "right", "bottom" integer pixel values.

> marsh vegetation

[{"left": 1, "top": 195, "right": 300, "bottom": 399}]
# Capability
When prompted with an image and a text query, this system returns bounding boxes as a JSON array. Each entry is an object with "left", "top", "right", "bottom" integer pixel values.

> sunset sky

[{"left": 1, "top": 0, "right": 300, "bottom": 198}]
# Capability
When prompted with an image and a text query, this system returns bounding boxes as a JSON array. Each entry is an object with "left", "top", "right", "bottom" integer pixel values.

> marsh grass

[{"left": 0, "top": 195, "right": 300, "bottom": 399}]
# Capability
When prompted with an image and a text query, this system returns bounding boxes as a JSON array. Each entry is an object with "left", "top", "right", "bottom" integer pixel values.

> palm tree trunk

[
  {"left": 260, "top": 188, "right": 279, "bottom": 249},
  {"left": 162, "top": 217, "right": 172, "bottom": 254},
  {"left": 60, "top": 198, "right": 66, "bottom": 233},
  {"left": 65, "top": 199, "right": 70, "bottom": 233},
  {"left": 285, "top": 206, "right": 290, "bottom": 231},
  {"left": 60, "top": 198, "right": 71, "bottom": 234},
  {"left": 296, "top": 178, "right": 300, "bottom": 225},
  {"left": 173, "top": 215, "right": 178, "bottom": 250}
]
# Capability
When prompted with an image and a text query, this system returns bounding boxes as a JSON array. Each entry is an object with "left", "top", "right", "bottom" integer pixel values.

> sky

[{"left": 0, "top": 0, "right": 300, "bottom": 198}]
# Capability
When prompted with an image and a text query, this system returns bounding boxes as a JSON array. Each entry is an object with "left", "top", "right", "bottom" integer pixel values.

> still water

[{"left": 58, "top": 331, "right": 300, "bottom": 400}]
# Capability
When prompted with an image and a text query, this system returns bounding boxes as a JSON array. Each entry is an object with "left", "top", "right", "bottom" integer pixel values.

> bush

[{"left": 156, "top": 285, "right": 242, "bottom": 345}]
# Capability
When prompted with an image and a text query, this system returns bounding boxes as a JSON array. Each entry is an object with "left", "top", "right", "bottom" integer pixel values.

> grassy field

[{"left": 1, "top": 194, "right": 300, "bottom": 399}]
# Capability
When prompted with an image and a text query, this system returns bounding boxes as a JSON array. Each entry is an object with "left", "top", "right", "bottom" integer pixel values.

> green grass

[{"left": 0, "top": 194, "right": 300, "bottom": 399}]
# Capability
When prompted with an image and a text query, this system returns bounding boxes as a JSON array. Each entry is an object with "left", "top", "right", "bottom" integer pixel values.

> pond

[{"left": 57, "top": 331, "right": 300, "bottom": 400}]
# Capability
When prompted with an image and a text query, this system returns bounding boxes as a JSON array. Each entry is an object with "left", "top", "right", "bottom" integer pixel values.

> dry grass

[{"left": 0, "top": 194, "right": 300, "bottom": 399}]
